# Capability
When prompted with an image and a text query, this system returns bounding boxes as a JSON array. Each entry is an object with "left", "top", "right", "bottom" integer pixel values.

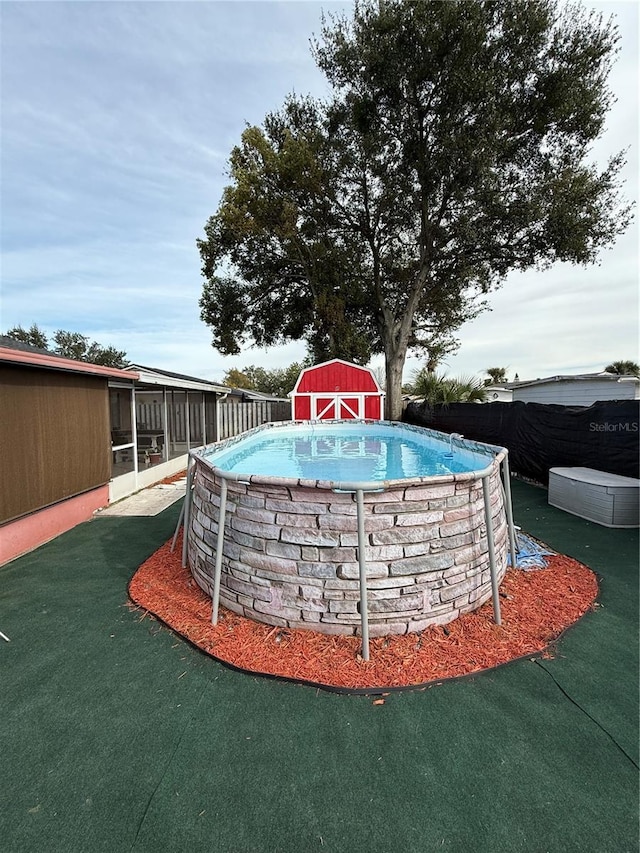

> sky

[{"left": 1, "top": 0, "right": 638, "bottom": 387}]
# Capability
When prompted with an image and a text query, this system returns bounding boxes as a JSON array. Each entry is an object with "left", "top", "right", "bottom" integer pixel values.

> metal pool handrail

[{"left": 184, "top": 450, "right": 517, "bottom": 662}]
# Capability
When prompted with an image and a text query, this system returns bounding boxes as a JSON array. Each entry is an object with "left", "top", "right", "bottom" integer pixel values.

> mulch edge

[
  {"left": 126, "top": 600, "right": 598, "bottom": 697},
  {"left": 127, "top": 542, "right": 600, "bottom": 696}
]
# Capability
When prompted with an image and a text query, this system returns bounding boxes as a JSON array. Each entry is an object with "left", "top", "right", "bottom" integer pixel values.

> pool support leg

[
  {"left": 171, "top": 454, "right": 193, "bottom": 553},
  {"left": 211, "top": 476, "right": 228, "bottom": 625},
  {"left": 501, "top": 454, "right": 518, "bottom": 567},
  {"left": 355, "top": 488, "right": 370, "bottom": 662},
  {"left": 170, "top": 499, "right": 184, "bottom": 553},
  {"left": 482, "top": 475, "right": 502, "bottom": 626},
  {"left": 181, "top": 460, "right": 195, "bottom": 569}
]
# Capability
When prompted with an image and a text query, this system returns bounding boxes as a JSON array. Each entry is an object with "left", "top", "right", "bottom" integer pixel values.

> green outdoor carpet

[{"left": 1, "top": 480, "right": 638, "bottom": 853}]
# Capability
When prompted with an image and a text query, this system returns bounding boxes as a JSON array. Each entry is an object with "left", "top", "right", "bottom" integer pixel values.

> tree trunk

[{"left": 384, "top": 348, "right": 407, "bottom": 421}]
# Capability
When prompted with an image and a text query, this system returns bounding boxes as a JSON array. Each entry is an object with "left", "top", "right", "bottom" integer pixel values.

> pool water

[{"left": 204, "top": 423, "right": 491, "bottom": 482}]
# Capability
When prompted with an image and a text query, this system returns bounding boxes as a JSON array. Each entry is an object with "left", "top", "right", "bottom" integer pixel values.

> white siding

[
  {"left": 217, "top": 400, "right": 291, "bottom": 439},
  {"left": 513, "top": 380, "right": 639, "bottom": 406},
  {"left": 482, "top": 386, "right": 513, "bottom": 403}
]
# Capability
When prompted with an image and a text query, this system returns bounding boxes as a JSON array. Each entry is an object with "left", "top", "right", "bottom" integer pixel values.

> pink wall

[{"left": 0, "top": 485, "right": 110, "bottom": 566}]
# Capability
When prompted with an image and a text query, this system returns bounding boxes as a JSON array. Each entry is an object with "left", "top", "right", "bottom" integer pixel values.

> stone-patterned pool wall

[{"left": 187, "top": 456, "right": 508, "bottom": 637}]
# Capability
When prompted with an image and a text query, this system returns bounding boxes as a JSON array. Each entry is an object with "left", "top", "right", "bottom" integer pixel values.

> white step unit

[{"left": 548, "top": 467, "right": 640, "bottom": 528}]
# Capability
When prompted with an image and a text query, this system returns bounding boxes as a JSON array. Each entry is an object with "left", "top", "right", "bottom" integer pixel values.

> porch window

[{"left": 109, "top": 386, "right": 135, "bottom": 477}]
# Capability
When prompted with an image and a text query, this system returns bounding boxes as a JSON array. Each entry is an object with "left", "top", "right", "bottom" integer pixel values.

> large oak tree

[{"left": 199, "top": 0, "right": 631, "bottom": 419}]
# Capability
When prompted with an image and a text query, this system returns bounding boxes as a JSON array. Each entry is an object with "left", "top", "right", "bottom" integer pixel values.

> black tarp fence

[{"left": 403, "top": 399, "right": 640, "bottom": 484}]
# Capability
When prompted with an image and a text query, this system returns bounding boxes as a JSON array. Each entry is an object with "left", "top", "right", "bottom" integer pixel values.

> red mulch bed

[
  {"left": 159, "top": 470, "right": 188, "bottom": 485},
  {"left": 128, "top": 535, "right": 598, "bottom": 692}
]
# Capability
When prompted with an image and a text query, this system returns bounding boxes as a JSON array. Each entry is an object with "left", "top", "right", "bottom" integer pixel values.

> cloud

[{"left": 1, "top": 0, "right": 637, "bottom": 388}]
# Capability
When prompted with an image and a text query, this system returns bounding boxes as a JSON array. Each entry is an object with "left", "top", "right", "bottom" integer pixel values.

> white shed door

[{"left": 313, "top": 395, "right": 362, "bottom": 420}]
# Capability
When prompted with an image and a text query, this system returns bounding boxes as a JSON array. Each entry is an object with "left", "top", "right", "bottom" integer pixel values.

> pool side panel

[{"left": 187, "top": 451, "right": 508, "bottom": 636}]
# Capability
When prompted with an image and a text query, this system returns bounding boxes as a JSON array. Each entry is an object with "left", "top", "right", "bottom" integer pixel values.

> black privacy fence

[{"left": 403, "top": 399, "right": 640, "bottom": 484}]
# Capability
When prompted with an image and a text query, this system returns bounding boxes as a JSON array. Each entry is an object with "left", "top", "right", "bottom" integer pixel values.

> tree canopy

[
  {"left": 604, "top": 360, "right": 639, "bottom": 377},
  {"left": 222, "top": 362, "right": 306, "bottom": 398},
  {"left": 199, "top": 0, "right": 631, "bottom": 420},
  {"left": 3, "top": 324, "right": 129, "bottom": 369},
  {"left": 3, "top": 323, "right": 49, "bottom": 350},
  {"left": 199, "top": 100, "right": 378, "bottom": 367},
  {"left": 221, "top": 368, "right": 255, "bottom": 390}
]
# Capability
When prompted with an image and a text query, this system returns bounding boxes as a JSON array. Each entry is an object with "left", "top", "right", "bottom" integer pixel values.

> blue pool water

[{"left": 203, "top": 423, "right": 492, "bottom": 482}]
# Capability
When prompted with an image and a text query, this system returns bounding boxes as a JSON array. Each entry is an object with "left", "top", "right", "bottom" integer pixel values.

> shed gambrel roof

[{"left": 291, "top": 359, "right": 383, "bottom": 395}]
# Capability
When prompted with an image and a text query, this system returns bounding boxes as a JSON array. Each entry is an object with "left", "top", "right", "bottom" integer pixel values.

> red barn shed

[{"left": 291, "top": 359, "right": 385, "bottom": 420}]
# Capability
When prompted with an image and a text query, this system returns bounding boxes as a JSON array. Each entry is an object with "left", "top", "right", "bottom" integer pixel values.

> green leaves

[
  {"left": 4, "top": 323, "right": 49, "bottom": 350},
  {"left": 199, "top": 0, "right": 631, "bottom": 420},
  {"left": 604, "top": 360, "right": 639, "bottom": 377},
  {"left": 198, "top": 96, "right": 376, "bottom": 366},
  {"left": 222, "top": 362, "right": 308, "bottom": 398},
  {"left": 3, "top": 324, "right": 128, "bottom": 368},
  {"left": 408, "top": 370, "right": 488, "bottom": 405}
]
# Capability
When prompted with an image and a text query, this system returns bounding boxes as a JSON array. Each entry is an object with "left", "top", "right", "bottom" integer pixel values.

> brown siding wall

[{"left": 0, "top": 366, "right": 111, "bottom": 524}]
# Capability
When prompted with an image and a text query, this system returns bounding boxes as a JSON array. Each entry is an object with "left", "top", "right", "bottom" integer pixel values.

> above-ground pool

[{"left": 186, "top": 420, "right": 513, "bottom": 641}]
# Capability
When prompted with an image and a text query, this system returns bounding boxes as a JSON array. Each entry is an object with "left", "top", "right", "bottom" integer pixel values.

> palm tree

[
  {"left": 410, "top": 370, "right": 487, "bottom": 405},
  {"left": 424, "top": 339, "right": 458, "bottom": 374},
  {"left": 604, "top": 360, "right": 639, "bottom": 377},
  {"left": 484, "top": 367, "right": 508, "bottom": 385}
]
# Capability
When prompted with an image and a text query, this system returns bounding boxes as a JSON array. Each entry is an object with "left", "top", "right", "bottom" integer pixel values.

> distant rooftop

[
  {"left": 129, "top": 363, "right": 285, "bottom": 401},
  {"left": 0, "top": 335, "right": 51, "bottom": 356},
  {"left": 130, "top": 363, "right": 229, "bottom": 391},
  {"left": 0, "top": 336, "right": 138, "bottom": 380},
  {"left": 512, "top": 372, "right": 639, "bottom": 389}
]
